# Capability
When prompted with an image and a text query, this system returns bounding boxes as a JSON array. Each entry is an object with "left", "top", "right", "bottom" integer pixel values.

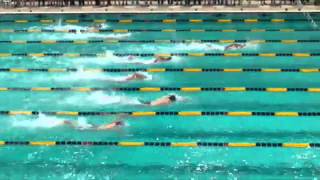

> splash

[
  {"left": 40, "top": 31, "right": 131, "bottom": 40},
  {"left": 80, "top": 51, "right": 156, "bottom": 65},
  {"left": 73, "top": 118, "right": 94, "bottom": 130},
  {"left": 130, "top": 42, "right": 225, "bottom": 53},
  {"left": 28, "top": 23, "right": 131, "bottom": 40},
  {"left": 173, "top": 42, "right": 224, "bottom": 51},
  {"left": 245, "top": 42, "right": 259, "bottom": 50},
  {"left": 64, "top": 91, "right": 141, "bottom": 106},
  {"left": 28, "top": 50, "right": 179, "bottom": 66},
  {"left": 106, "top": 72, "right": 153, "bottom": 82},
  {"left": 11, "top": 114, "right": 65, "bottom": 128},
  {"left": 51, "top": 71, "right": 109, "bottom": 81},
  {"left": 11, "top": 114, "right": 93, "bottom": 129},
  {"left": 53, "top": 68, "right": 152, "bottom": 82},
  {"left": 169, "top": 93, "right": 188, "bottom": 102}
]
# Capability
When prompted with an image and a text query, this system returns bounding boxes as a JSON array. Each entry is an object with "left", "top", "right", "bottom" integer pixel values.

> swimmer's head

[
  {"left": 134, "top": 73, "right": 147, "bottom": 79},
  {"left": 94, "top": 24, "right": 102, "bottom": 29},
  {"left": 160, "top": 56, "right": 172, "bottom": 61},
  {"left": 168, "top": 95, "right": 176, "bottom": 102},
  {"left": 115, "top": 121, "right": 124, "bottom": 126}
]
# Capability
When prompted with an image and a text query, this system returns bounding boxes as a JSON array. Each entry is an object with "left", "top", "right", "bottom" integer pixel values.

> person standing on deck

[
  {"left": 38, "top": 0, "right": 45, "bottom": 6},
  {"left": 79, "top": 0, "right": 85, "bottom": 5}
]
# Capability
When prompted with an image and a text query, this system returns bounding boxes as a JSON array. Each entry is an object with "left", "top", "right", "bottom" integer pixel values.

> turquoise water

[{"left": 0, "top": 13, "right": 320, "bottom": 179}]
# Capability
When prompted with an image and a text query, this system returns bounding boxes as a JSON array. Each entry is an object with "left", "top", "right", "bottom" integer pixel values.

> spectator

[
  {"left": 79, "top": 0, "right": 85, "bottom": 5},
  {"left": 64, "top": 0, "right": 70, "bottom": 5},
  {"left": 38, "top": 0, "right": 45, "bottom": 6}
]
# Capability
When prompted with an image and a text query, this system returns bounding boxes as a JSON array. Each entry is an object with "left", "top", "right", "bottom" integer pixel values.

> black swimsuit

[{"left": 139, "top": 100, "right": 151, "bottom": 105}]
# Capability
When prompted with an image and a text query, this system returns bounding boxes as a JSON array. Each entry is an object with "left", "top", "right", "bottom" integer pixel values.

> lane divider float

[
  {"left": 0, "top": 53, "right": 319, "bottom": 57},
  {"left": 2, "top": 68, "right": 320, "bottom": 73},
  {"left": 0, "top": 87, "right": 320, "bottom": 93},
  {"left": 2, "top": 111, "right": 320, "bottom": 116},
  {"left": 1, "top": 28, "right": 317, "bottom": 33},
  {"left": 2, "top": 39, "right": 320, "bottom": 44},
  {"left": 0, "top": 141, "right": 317, "bottom": 148},
  {"left": 1, "top": 18, "right": 319, "bottom": 24}
]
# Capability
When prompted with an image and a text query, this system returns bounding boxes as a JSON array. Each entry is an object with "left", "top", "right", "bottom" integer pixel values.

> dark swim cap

[
  {"left": 169, "top": 95, "right": 176, "bottom": 102},
  {"left": 115, "top": 121, "right": 123, "bottom": 126}
]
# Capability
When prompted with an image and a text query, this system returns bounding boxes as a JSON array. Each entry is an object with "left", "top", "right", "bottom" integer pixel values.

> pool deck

[{"left": 0, "top": 5, "right": 320, "bottom": 14}]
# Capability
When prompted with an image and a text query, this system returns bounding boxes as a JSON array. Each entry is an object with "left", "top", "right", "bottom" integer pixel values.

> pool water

[{"left": 0, "top": 13, "right": 320, "bottom": 179}]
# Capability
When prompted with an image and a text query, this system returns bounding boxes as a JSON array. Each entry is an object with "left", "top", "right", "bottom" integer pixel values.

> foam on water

[
  {"left": 28, "top": 49, "right": 180, "bottom": 66},
  {"left": 56, "top": 71, "right": 109, "bottom": 81},
  {"left": 173, "top": 94, "right": 189, "bottom": 102},
  {"left": 63, "top": 91, "right": 141, "bottom": 106},
  {"left": 131, "top": 42, "right": 225, "bottom": 53},
  {"left": 11, "top": 114, "right": 92, "bottom": 129},
  {"left": 11, "top": 114, "right": 65, "bottom": 128},
  {"left": 41, "top": 31, "right": 131, "bottom": 40},
  {"left": 135, "top": 42, "right": 257, "bottom": 52},
  {"left": 106, "top": 72, "right": 153, "bottom": 82},
  {"left": 52, "top": 68, "right": 152, "bottom": 82},
  {"left": 29, "top": 23, "right": 131, "bottom": 40},
  {"left": 175, "top": 42, "right": 224, "bottom": 51},
  {"left": 245, "top": 42, "right": 259, "bottom": 50}
]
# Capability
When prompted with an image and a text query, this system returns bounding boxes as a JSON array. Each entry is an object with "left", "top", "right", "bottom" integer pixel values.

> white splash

[
  {"left": 64, "top": 91, "right": 141, "bottom": 106},
  {"left": 11, "top": 114, "right": 65, "bottom": 128},
  {"left": 52, "top": 68, "right": 152, "bottom": 82},
  {"left": 131, "top": 42, "right": 224, "bottom": 52},
  {"left": 173, "top": 42, "right": 224, "bottom": 51},
  {"left": 29, "top": 23, "right": 131, "bottom": 40},
  {"left": 107, "top": 72, "right": 153, "bottom": 82},
  {"left": 41, "top": 32, "right": 131, "bottom": 40},
  {"left": 170, "top": 93, "right": 188, "bottom": 102},
  {"left": 245, "top": 42, "right": 259, "bottom": 50},
  {"left": 74, "top": 118, "right": 94, "bottom": 130},
  {"left": 54, "top": 71, "right": 109, "bottom": 81},
  {"left": 11, "top": 114, "right": 93, "bottom": 129}
]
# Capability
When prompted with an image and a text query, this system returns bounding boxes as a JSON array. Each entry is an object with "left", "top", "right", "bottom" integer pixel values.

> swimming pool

[{"left": 0, "top": 12, "right": 320, "bottom": 179}]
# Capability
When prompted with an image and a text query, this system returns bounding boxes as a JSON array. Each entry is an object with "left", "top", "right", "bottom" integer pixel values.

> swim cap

[{"left": 169, "top": 95, "right": 176, "bottom": 102}]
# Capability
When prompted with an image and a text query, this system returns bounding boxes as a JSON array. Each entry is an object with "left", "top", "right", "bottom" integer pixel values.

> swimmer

[
  {"left": 139, "top": 94, "right": 177, "bottom": 106},
  {"left": 224, "top": 43, "right": 246, "bottom": 51},
  {"left": 127, "top": 55, "right": 172, "bottom": 65},
  {"left": 61, "top": 115, "right": 126, "bottom": 130},
  {"left": 95, "top": 120, "right": 124, "bottom": 130},
  {"left": 86, "top": 23, "right": 103, "bottom": 33},
  {"left": 153, "top": 55, "right": 172, "bottom": 63},
  {"left": 106, "top": 72, "right": 148, "bottom": 83},
  {"left": 123, "top": 73, "right": 147, "bottom": 82}
]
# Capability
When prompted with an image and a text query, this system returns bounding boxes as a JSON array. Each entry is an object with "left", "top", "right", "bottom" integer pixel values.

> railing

[{"left": 0, "top": 0, "right": 319, "bottom": 7}]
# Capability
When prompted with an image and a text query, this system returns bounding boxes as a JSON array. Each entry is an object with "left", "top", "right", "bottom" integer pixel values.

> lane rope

[
  {"left": 1, "top": 28, "right": 317, "bottom": 33},
  {"left": 1, "top": 87, "right": 320, "bottom": 92},
  {"left": 1, "top": 18, "right": 319, "bottom": 24},
  {"left": 2, "top": 111, "right": 320, "bottom": 116},
  {"left": 0, "top": 53, "right": 319, "bottom": 57},
  {"left": 3, "top": 68, "right": 320, "bottom": 73},
  {"left": 0, "top": 141, "right": 317, "bottom": 148},
  {"left": 3, "top": 39, "right": 320, "bottom": 44}
]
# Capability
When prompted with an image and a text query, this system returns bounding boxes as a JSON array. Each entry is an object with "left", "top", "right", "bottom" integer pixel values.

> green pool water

[{"left": 0, "top": 12, "right": 320, "bottom": 179}]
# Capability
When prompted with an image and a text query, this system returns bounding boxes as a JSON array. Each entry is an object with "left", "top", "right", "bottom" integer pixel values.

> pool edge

[{"left": 0, "top": 5, "right": 320, "bottom": 14}]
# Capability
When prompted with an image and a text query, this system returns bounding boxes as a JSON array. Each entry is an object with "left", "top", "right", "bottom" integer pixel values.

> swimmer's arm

[
  {"left": 95, "top": 114, "right": 128, "bottom": 130},
  {"left": 61, "top": 120, "right": 78, "bottom": 128},
  {"left": 96, "top": 124, "right": 113, "bottom": 130}
]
